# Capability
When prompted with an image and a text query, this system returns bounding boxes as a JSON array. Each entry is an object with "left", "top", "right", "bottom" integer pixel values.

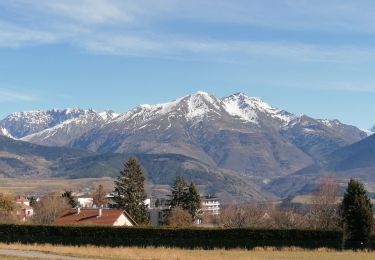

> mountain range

[{"left": 0, "top": 92, "right": 373, "bottom": 201}]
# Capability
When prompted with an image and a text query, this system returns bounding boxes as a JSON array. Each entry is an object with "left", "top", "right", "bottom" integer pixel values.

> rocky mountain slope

[
  {"left": 264, "top": 133, "right": 375, "bottom": 198},
  {"left": 0, "top": 135, "right": 264, "bottom": 201}
]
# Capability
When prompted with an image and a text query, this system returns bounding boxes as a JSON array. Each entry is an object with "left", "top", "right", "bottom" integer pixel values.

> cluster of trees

[
  {"left": 112, "top": 157, "right": 201, "bottom": 226},
  {"left": 165, "top": 176, "right": 201, "bottom": 226},
  {"left": 219, "top": 178, "right": 374, "bottom": 247},
  {"left": 219, "top": 179, "right": 342, "bottom": 229}
]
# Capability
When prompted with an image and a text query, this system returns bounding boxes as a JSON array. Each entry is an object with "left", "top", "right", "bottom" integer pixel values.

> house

[
  {"left": 53, "top": 208, "right": 136, "bottom": 226},
  {"left": 15, "top": 197, "right": 30, "bottom": 206},
  {"left": 15, "top": 204, "right": 34, "bottom": 222},
  {"left": 14, "top": 196, "right": 34, "bottom": 222}
]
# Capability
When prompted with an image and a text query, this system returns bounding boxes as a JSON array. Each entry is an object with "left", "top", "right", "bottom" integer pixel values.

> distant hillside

[
  {"left": 265, "top": 134, "right": 375, "bottom": 198},
  {"left": 0, "top": 135, "right": 266, "bottom": 201}
]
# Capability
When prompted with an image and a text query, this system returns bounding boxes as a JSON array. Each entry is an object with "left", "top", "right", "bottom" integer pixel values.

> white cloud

[
  {"left": 0, "top": 20, "right": 59, "bottom": 47},
  {"left": 0, "top": 88, "right": 39, "bottom": 102},
  {"left": 1, "top": 1, "right": 375, "bottom": 65}
]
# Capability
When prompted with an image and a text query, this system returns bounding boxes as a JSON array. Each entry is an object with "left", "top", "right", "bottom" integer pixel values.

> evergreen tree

[
  {"left": 62, "top": 190, "right": 77, "bottom": 208},
  {"left": 340, "top": 179, "right": 373, "bottom": 247},
  {"left": 167, "top": 176, "right": 201, "bottom": 221},
  {"left": 185, "top": 182, "right": 201, "bottom": 220},
  {"left": 113, "top": 157, "right": 148, "bottom": 224},
  {"left": 167, "top": 176, "right": 188, "bottom": 208}
]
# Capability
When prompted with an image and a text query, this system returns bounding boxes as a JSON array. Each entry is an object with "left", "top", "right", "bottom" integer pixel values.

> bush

[
  {"left": 165, "top": 207, "right": 192, "bottom": 227},
  {"left": 0, "top": 224, "right": 345, "bottom": 249}
]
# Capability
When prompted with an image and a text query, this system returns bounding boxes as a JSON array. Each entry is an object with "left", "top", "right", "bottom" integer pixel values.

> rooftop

[{"left": 53, "top": 208, "right": 136, "bottom": 226}]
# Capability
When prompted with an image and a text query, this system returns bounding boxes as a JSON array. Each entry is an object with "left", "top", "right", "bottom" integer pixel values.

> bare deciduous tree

[
  {"left": 0, "top": 192, "right": 17, "bottom": 223},
  {"left": 220, "top": 203, "right": 266, "bottom": 228},
  {"left": 266, "top": 208, "right": 306, "bottom": 229},
  {"left": 307, "top": 178, "right": 340, "bottom": 229},
  {"left": 32, "top": 192, "right": 70, "bottom": 224},
  {"left": 92, "top": 184, "right": 108, "bottom": 207}
]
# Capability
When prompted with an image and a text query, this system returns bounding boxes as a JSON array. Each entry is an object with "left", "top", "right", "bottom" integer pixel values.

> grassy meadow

[{"left": 0, "top": 243, "right": 374, "bottom": 260}]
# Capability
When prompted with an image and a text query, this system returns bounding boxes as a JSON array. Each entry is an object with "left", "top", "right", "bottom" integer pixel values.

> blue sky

[{"left": 0, "top": 0, "right": 374, "bottom": 129}]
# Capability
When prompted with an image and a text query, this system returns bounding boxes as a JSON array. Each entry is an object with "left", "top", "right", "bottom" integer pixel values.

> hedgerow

[{"left": 0, "top": 224, "right": 346, "bottom": 249}]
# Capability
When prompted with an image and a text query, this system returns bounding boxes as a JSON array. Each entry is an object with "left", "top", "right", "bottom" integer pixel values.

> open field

[
  {"left": 0, "top": 177, "right": 115, "bottom": 195},
  {"left": 0, "top": 243, "right": 375, "bottom": 260},
  {"left": 291, "top": 194, "right": 375, "bottom": 205},
  {"left": 0, "top": 177, "right": 170, "bottom": 197}
]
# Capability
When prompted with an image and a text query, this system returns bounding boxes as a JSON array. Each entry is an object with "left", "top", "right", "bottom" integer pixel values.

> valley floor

[{"left": 0, "top": 243, "right": 374, "bottom": 260}]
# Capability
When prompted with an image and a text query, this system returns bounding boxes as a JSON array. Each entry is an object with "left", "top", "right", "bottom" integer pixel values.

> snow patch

[
  {"left": 0, "top": 128, "right": 16, "bottom": 139},
  {"left": 361, "top": 129, "right": 374, "bottom": 137}
]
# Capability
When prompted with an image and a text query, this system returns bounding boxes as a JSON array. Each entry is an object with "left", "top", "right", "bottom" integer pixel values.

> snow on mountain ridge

[
  {"left": 186, "top": 92, "right": 222, "bottom": 120},
  {"left": 0, "top": 108, "right": 118, "bottom": 139},
  {"left": 112, "top": 91, "right": 223, "bottom": 126},
  {"left": 1, "top": 91, "right": 368, "bottom": 142},
  {"left": 362, "top": 128, "right": 374, "bottom": 137},
  {"left": 222, "top": 92, "right": 295, "bottom": 125},
  {"left": 0, "top": 127, "right": 15, "bottom": 139}
]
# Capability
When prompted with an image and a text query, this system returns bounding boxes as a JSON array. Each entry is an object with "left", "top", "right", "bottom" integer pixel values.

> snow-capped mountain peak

[
  {"left": 99, "top": 110, "right": 120, "bottom": 121},
  {"left": 222, "top": 92, "right": 294, "bottom": 125},
  {"left": 185, "top": 91, "right": 222, "bottom": 120}
]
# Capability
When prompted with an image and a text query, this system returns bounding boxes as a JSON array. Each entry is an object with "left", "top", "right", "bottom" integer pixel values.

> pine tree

[
  {"left": 167, "top": 176, "right": 188, "bottom": 208},
  {"left": 113, "top": 157, "right": 148, "bottom": 224},
  {"left": 167, "top": 176, "right": 201, "bottom": 221},
  {"left": 340, "top": 179, "right": 373, "bottom": 247},
  {"left": 185, "top": 182, "right": 201, "bottom": 220},
  {"left": 62, "top": 190, "right": 77, "bottom": 208}
]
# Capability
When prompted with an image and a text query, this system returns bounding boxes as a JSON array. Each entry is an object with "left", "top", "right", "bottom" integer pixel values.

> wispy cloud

[
  {"left": 0, "top": 88, "right": 39, "bottom": 102},
  {"left": 1, "top": 1, "right": 375, "bottom": 64},
  {"left": 76, "top": 33, "right": 375, "bottom": 64}
]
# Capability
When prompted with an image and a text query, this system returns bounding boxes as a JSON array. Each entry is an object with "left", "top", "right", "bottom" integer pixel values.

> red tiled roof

[
  {"left": 53, "top": 209, "right": 136, "bottom": 226},
  {"left": 15, "top": 197, "right": 29, "bottom": 203},
  {"left": 17, "top": 204, "right": 33, "bottom": 210}
]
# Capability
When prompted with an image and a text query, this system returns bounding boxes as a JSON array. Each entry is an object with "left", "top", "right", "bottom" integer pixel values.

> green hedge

[{"left": 0, "top": 224, "right": 344, "bottom": 249}]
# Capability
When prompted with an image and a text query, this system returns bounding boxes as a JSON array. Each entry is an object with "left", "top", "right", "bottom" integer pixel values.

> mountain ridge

[{"left": 0, "top": 91, "right": 371, "bottom": 201}]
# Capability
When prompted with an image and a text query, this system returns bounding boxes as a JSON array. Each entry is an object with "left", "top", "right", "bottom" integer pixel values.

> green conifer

[
  {"left": 113, "top": 157, "right": 148, "bottom": 224},
  {"left": 340, "top": 179, "right": 373, "bottom": 247}
]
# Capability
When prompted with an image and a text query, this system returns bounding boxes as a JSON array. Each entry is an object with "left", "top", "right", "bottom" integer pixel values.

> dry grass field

[
  {"left": 0, "top": 177, "right": 115, "bottom": 195},
  {"left": 0, "top": 177, "right": 170, "bottom": 198},
  {"left": 0, "top": 243, "right": 374, "bottom": 260}
]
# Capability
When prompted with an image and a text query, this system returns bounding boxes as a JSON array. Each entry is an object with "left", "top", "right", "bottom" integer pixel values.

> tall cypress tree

[
  {"left": 340, "top": 179, "right": 373, "bottom": 247},
  {"left": 113, "top": 157, "right": 148, "bottom": 224}
]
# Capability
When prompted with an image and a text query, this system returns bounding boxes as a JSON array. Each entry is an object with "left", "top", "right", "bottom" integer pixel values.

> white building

[
  {"left": 147, "top": 198, "right": 169, "bottom": 226},
  {"left": 77, "top": 195, "right": 93, "bottom": 208},
  {"left": 201, "top": 196, "right": 220, "bottom": 216}
]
